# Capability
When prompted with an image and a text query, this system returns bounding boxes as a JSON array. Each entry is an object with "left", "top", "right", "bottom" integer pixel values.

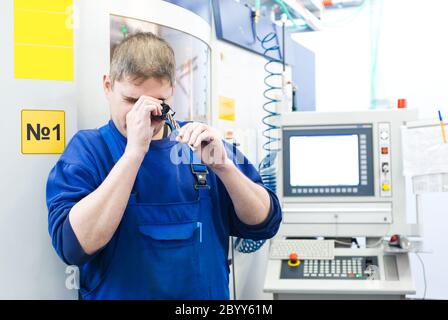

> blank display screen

[{"left": 290, "top": 135, "right": 360, "bottom": 187}]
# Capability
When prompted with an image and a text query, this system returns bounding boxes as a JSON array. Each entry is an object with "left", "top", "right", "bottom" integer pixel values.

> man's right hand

[{"left": 124, "top": 96, "right": 163, "bottom": 158}]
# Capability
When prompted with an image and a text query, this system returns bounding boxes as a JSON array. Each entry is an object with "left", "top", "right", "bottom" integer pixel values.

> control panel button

[
  {"left": 288, "top": 252, "right": 301, "bottom": 267},
  {"left": 382, "top": 183, "right": 391, "bottom": 191}
]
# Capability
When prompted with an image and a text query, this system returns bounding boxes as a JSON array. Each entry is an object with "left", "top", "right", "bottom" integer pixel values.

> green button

[{"left": 356, "top": 273, "right": 362, "bottom": 278}]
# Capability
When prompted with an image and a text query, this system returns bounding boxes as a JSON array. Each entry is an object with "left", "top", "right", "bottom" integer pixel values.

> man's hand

[
  {"left": 176, "top": 122, "right": 231, "bottom": 171},
  {"left": 177, "top": 122, "right": 272, "bottom": 226},
  {"left": 125, "top": 96, "right": 163, "bottom": 158}
]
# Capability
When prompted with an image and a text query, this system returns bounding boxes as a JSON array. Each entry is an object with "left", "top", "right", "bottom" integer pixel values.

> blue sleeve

[
  {"left": 46, "top": 161, "right": 98, "bottom": 266},
  {"left": 220, "top": 142, "right": 282, "bottom": 240}
]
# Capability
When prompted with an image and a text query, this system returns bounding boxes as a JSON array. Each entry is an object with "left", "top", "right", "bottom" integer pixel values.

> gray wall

[{"left": 0, "top": 0, "right": 78, "bottom": 299}]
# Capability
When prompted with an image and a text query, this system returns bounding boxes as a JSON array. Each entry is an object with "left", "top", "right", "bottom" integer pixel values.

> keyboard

[
  {"left": 280, "top": 256, "right": 380, "bottom": 280},
  {"left": 269, "top": 239, "right": 335, "bottom": 260}
]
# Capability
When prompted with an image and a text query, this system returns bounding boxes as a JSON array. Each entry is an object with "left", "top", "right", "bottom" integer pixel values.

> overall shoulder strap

[
  {"left": 99, "top": 123, "right": 138, "bottom": 198},
  {"left": 99, "top": 123, "right": 124, "bottom": 165}
]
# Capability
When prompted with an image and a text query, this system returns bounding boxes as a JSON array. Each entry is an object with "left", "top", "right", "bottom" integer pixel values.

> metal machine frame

[
  {"left": 278, "top": 109, "right": 419, "bottom": 237},
  {"left": 264, "top": 109, "right": 419, "bottom": 299}
]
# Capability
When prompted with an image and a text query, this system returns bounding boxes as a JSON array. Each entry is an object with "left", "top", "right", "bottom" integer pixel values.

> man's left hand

[{"left": 176, "top": 122, "right": 231, "bottom": 171}]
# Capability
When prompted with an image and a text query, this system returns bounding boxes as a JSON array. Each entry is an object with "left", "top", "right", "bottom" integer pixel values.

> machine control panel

[{"left": 280, "top": 256, "right": 379, "bottom": 280}]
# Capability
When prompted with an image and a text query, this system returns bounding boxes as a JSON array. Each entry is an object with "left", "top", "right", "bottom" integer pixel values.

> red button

[
  {"left": 398, "top": 99, "right": 407, "bottom": 109},
  {"left": 381, "top": 147, "right": 389, "bottom": 155},
  {"left": 289, "top": 253, "right": 298, "bottom": 261}
]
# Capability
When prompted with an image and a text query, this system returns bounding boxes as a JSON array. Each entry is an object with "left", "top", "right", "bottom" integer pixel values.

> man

[{"left": 47, "top": 32, "right": 282, "bottom": 300}]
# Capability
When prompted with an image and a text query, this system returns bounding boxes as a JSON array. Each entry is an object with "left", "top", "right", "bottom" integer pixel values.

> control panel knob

[{"left": 288, "top": 252, "right": 300, "bottom": 267}]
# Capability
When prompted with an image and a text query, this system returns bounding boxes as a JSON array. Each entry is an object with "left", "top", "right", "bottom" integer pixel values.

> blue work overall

[{"left": 78, "top": 123, "right": 229, "bottom": 299}]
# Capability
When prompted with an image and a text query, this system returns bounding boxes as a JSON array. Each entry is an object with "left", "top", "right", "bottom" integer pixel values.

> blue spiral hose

[
  {"left": 258, "top": 31, "right": 283, "bottom": 191},
  {"left": 235, "top": 29, "right": 283, "bottom": 254}
]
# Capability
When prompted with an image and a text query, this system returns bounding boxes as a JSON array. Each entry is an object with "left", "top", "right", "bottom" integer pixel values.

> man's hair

[{"left": 110, "top": 32, "right": 175, "bottom": 87}]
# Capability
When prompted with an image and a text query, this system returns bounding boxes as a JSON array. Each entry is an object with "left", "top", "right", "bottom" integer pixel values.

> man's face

[{"left": 103, "top": 75, "right": 174, "bottom": 137}]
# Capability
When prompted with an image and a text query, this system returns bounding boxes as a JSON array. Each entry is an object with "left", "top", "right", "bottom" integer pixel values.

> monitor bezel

[{"left": 282, "top": 124, "right": 375, "bottom": 198}]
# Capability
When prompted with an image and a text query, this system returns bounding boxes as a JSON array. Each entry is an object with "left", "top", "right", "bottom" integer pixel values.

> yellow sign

[
  {"left": 219, "top": 96, "right": 236, "bottom": 121},
  {"left": 14, "top": 0, "right": 74, "bottom": 81},
  {"left": 21, "top": 110, "right": 66, "bottom": 154}
]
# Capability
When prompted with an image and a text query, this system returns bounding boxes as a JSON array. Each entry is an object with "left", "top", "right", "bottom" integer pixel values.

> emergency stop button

[{"left": 288, "top": 252, "right": 301, "bottom": 267}]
